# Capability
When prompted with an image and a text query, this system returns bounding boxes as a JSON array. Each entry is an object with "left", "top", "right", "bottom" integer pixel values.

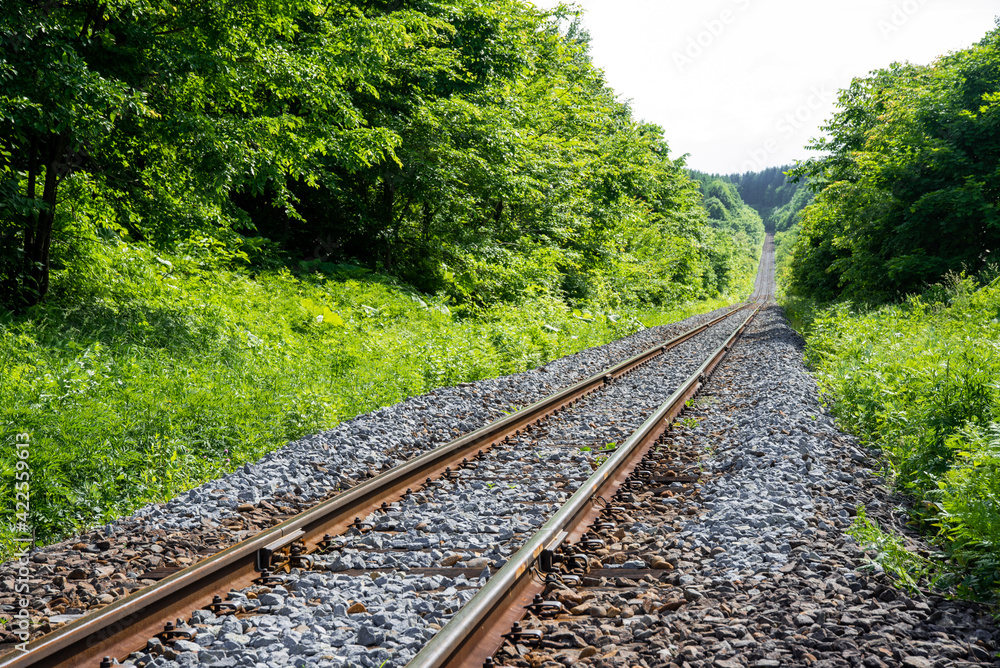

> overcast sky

[{"left": 529, "top": 0, "right": 998, "bottom": 174}]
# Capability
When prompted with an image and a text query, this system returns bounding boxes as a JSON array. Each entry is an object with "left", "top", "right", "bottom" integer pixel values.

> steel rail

[
  {"left": 749, "top": 234, "right": 775, "bottom": 304},
  {"left": 407, "top": 305, "right": 761, "bottom": 668},
  {"left": 0, "top": 304, "right": 749, "bottom": 668}
]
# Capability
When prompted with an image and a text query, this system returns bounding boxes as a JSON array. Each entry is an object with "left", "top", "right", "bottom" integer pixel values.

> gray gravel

[
  {"left": 111, "top": 308, "right": 753, "bottom": 668},
  {"left": 668, "top": 323, "right": 863, "bottom": 583}
]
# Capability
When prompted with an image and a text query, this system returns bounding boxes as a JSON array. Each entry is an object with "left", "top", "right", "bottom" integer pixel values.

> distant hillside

[
  {"left": 726, "top": 166, "right": 814, "bottom": 233},
  {"left": 688, "top": 171, "right": 765, "bottom": 241},
  {"left": 686, "top": 171, "right": 765, "bottom": 296}
]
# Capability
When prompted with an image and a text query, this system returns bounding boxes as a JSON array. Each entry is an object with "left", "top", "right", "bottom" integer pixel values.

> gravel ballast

[
  {"left": 495, "top": 298, "right": 1000, "bottom": 668},
  {"left": 111, "top": 309, "right": 752, "bottom": 668}
]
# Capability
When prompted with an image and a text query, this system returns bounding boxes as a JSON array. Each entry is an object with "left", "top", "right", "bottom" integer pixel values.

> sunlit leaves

[{"left": 1, "top": 0, "right": 752, "bottom": 314}]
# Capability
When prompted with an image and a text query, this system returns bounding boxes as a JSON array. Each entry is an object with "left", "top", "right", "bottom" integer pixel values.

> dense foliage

[
  {"left": 1, "top": 0, "right": 747, "bottom": 312},
  {"left": 695, "top": 167, "right": 811, "bottom": 294},
  {"left": 802, "top": 276, "right": 1000, "bottom": 600},
  {"left": 773, "top": 25, "right": 1000, "bottom": 604},
  {"left": 689, "top": 172, "right": 764, "bottom": 237},
  {"left": 724, "top": 165, "right": 814, "bottom": 233},
  {"left": 729, "top": 166, "right": 792, "bottom": 228},
  {"left": 787, "top": 25, "right": 1000, "bottom": 302},
  {"left": 688, "top": 171, "right": 765, "bottom": 293},
  {"left": 767, "top": 181, "right": 813, "bottom": 234}
]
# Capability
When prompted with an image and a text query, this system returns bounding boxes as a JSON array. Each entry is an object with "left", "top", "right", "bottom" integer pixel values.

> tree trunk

[
  {"left": 380, "top": 175, "right": 395, "bottom": 270},
  {"left": 18, "top": 134, "right": 64, "bottom": 309},
  {"left": 23, "top": 137, "right": 38, "bottom": 251},
  {"left": 422, "top": 202, "right": 434, "bottom": 242}
]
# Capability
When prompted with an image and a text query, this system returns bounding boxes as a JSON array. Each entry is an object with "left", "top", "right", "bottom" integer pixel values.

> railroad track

[
  {"left": 748, "top": 233, "right": 775, "bottom": 304},
  {"left": 409, "top": 305, "right": 760, "bottom": 668},
  {"left": 1, "top": 286, "right": 762, "bottom": 667},
  {"left": 6, "top": 236, "right": 998, "bottom": 668}
]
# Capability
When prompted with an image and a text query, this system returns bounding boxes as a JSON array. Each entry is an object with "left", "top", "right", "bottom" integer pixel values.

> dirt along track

[{"left": 3, "top": 235, "right": 999, "bottom": 668}]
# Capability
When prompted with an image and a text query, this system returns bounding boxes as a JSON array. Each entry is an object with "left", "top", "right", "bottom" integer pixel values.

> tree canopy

[
  {"left": 722, "top": 165, "right": 813, "bottom": 234},
  {"left": 1, "top": 0, "right": 751, "bottom": 312},
  {"left": 786, "top": 25, "right": 1000, "bottom": 302},
  {"left": 687, "top": 170, "right": 765, "bottom": 294}
]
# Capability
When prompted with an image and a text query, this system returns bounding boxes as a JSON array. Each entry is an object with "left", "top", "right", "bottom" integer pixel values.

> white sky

[{"left": 529, "top": 0, "right": 999, "bottom": 174}]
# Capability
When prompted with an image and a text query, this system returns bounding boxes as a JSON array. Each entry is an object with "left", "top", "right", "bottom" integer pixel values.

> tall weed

[{"left": 798, "top": 275, "right": 1000, "bottom": 601}]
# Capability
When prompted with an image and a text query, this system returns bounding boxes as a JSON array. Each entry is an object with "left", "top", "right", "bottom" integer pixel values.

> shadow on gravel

[{"left": 738, "top": 306, "right": 805, "bottom": 351}]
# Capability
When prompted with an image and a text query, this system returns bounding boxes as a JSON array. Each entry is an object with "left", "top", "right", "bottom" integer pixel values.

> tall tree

[{"left": 0, "top": 0, "right": 402, "bottom": 308}]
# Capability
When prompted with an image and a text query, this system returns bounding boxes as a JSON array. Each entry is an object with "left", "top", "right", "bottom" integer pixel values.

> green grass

[
  {"left": 791, "top": 274, "right": 1000, "bottom": 601},
  {"left": 0, "top": 240, "right": 753, "bottom": 561},
  {"left": 848, "top": 506, "right": 936, "bottom": 593}
]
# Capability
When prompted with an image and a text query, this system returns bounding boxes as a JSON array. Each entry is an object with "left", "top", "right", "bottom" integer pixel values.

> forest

[
  {"left": 0, "top": 0, "right": 757, "bottom": 313},
  {"left": 0, "top": 0, "right": 763, "bottom": 556},
  {"left": 687, "top": 170, "right": 764, "bottom": 284},
  {"left": 787, "top": 26, "right": 1000, "bottom": 303},
  {"left": 726, "top": 166, "right": 812, "bottom": 235},
  {"left": 688, "top": 166, "right": 814, "bottom": 235}
]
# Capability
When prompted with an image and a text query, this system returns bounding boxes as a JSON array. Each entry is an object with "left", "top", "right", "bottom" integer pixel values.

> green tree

[
  {"left": 788, "top": 25, "right": 1000, "bottom": 301},
  {"left": 1, "top": 0, "right": 146, "bottom": 307},
  {"left": 687, "top": 171, "right": 765, "bottom": 295},
  {"left": 0, "top": 0, "right": 403, "bottom": 309},
  {"left": 2, "top": 0, "right": 751, "bottom": 313}
]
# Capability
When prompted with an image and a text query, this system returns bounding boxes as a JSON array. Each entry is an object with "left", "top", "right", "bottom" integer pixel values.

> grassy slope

[
  {"left": 0, "top": 242, "right": 757, "bottom": 560},
  {"left": 785, "top": 276, "right": 1000, "bottom": 601}
]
